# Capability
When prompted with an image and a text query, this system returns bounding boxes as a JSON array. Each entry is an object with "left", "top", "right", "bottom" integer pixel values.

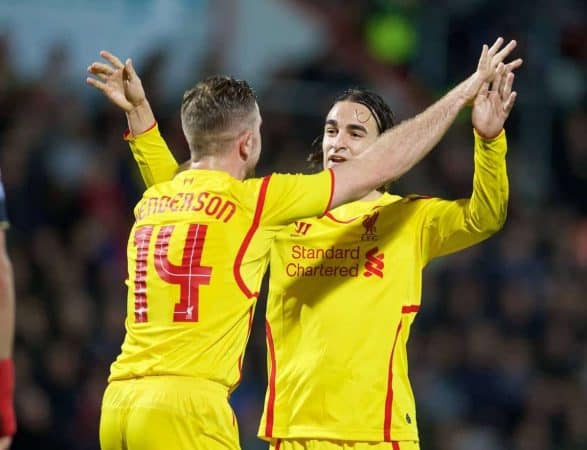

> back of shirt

[{"left": 109, "top": 168, "right": 333, "bottom": 390}]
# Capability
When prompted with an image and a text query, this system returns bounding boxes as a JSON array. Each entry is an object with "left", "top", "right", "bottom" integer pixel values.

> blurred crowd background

[{"left": 0, "top": 0, "right": 585, "bottom": 449}]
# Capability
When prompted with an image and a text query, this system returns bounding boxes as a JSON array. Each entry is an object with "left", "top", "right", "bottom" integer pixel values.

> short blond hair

[{"left": 181, "top": 76, "right": 257, "bottom": 158}]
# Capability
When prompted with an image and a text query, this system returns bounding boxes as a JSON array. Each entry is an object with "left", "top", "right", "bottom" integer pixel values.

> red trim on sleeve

[
  {"left": 322, "top": 168, "right": 336, "bottom": 215},
  {"left": 275, "top": 439, "right": 282, "bottom": 450},
  {"left": 233, "top": 175, "right": 271, "bottom": 298},
  {"left": 383, "top": 320, "right": 403, "bottom": 441},
  {"left": 392, "top": 442, "right": 401, "bottom": 450},
  {"left": 401, "top": 305, "right": 420, "bottom": 314},
  {"left": 122, "top": 121, "right": 158, "bottom": 141},
  {"left": 265, "top": 320, "right": 278, "bottom": 437},
  {"left": 0, "top": 358, "right": 16, "bottom": 437}
]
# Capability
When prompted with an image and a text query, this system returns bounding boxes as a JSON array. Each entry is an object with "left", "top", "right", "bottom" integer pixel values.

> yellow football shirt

[
  {"left": 110, "top": 127, "right": 335, "bottom": 392},
  {"left": 258, "top": 130, "right": 508, "bottom": 442}
]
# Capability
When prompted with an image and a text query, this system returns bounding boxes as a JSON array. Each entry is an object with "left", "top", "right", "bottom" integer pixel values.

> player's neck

[{"left": 190, "top": 156, "right": 247, "bottom": 180}]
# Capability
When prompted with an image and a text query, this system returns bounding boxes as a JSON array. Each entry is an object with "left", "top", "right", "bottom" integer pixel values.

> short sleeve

[{"left": 245, "top": 170, "right": 334, "bottom": 227}]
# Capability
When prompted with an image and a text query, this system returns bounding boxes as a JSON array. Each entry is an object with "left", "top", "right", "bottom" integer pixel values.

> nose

[{"left": 331, "top": 133, "right": 348, "bottom": 153}]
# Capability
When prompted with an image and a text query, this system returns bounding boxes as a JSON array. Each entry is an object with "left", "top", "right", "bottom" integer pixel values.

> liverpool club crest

[{"left": 361, "top": 211, "right": 379, "bottom": 241}]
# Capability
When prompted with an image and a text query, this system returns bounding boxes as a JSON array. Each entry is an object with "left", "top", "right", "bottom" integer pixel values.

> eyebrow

[{"left": 325, "top": 119, "right": 368, "bottom": 133}]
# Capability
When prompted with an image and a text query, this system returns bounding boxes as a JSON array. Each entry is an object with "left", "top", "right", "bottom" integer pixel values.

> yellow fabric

[
  {"left": 258, "top": 131, "right": 508, "bottom": 442},
  {"left": 126, "top": 124, "right": 179, "bottom": 187},
  {"left": 100, "top": 377, "right": 239, "bottom": 450},
  {"left": 110, "top": 166, "right": 333, "bottom": 389},
  {"left": 269, "top": 439, "right": 420, "bottom": 450}
]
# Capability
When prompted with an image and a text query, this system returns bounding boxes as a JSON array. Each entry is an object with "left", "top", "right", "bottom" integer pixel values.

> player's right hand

[
  {"left": 472, "top": 63, "right": 518, "bottom": 139},
  {"left": 86, "top": 50, "right": 146, "bottom": 113}
]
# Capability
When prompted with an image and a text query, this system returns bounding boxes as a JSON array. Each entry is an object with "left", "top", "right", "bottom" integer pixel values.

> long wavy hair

[{"left": 308, "top": 88, "right": 396, "bottom": 192}]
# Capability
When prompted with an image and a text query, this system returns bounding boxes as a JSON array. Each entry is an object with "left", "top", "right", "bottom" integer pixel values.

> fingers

[
  {"left": 123, "top": 58, "right": 136, "bottom": 82},
  {"left": 478, "top": 81, "right": 490, "bottom": 98},
  {"left": 491, "top": 63, "right": 504, "bottom": 92},
  {"left": 486, "top": 37, "right": 505, "bottom": 57},
  {"left": 503, "top": 91, "right": 517, "bottom": 114},
  {"left": 478, "top": 44, "right": 488, "bottom": 65},
  {"left": 87, "top": 62, "right": 115, "bottom": 81},
  {"left": 87, "top": 52, "right": 128, "bottom": 84},
  {"left": 88, "top": 62, "right": 114, "bottom": 75},
  {"left": 100, "top": 50, "right": 125, "bottom": 70},
  {"left": 85, "top": 76, "right": 107, "bottom": 92},
  {"left": 492, "top": 39, "right": 517, "bottom": 64},
  {"left": 476, "top": 38, "right": 520, "bottom": 84},
  {"left": 501, "top": 72, "right": 514, "bottom": 100},
  {"left": 93, "top": 72, "right": 108, "bottom": 82},
  {"left": 505, "top": 58, "right": 523, "bottom": 72}
]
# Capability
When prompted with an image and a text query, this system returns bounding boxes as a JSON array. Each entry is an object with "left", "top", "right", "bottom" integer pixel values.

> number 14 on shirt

[{"left": 132, "top": 223, "right": 212, "bottom": 323}]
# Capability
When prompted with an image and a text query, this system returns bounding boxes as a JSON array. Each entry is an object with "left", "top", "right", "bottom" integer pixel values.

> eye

[{"left": 325, "top": 127, "right": 337, "bottom": 136}]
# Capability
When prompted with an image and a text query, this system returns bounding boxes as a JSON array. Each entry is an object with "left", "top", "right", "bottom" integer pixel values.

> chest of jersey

[{"left": 273, "top": 203, "right": 420, "bottom": 288}]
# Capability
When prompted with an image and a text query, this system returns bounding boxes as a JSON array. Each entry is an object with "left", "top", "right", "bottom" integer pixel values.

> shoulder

[
  {"left": 377, "top": 194, "right": 436, "bottom": 209},
  {"left": 241, "top": 175, "right": 273, "bottom": 195},
  {"left": 392, "top": 194, "right": 446, "bottom": 217}
]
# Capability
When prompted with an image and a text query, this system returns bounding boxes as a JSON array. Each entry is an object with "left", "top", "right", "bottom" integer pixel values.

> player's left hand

[{"left": 472, "top": 63, "right": 518, "bottom": 139}]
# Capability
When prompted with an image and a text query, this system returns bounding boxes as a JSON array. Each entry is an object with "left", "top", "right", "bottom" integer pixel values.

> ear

[{"left": 237, "top": 130, "right": 253, "bottom": 162}]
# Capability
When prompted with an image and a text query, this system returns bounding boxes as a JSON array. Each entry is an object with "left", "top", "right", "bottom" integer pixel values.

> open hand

[
  {"left": 86, "top": 51, "right": 146, "bottom": 112},
  {"left": 472, "top": 64, "right": 518, "bottom": 139},
  {"left": 463, "top": 38, "right": 523, "bottom": 103}
]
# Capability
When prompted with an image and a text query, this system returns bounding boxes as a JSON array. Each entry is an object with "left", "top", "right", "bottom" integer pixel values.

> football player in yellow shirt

[
  {"left": 87, "top": 38, "right": 519, "bottom": 450},
  {"left": 260, "top": 69, "right": 516, "bottom": 450}
]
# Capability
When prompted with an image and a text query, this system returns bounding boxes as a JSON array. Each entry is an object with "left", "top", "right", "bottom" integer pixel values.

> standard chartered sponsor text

[{"left": 287, "top": 245, "right": 360, "bottom": 277}]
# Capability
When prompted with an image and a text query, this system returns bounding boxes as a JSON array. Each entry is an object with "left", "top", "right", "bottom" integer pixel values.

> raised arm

[
  {"left": 418, "top": 63, "right": 518, "bottom": 261},
  {"left": 87, "top": 51, "right": 179, "bottom": 186},
  {"left": 0, "top": 174, "right": 16, "bottom": 449},
  {"left": 329, "top": 38, "right": 522, "bottom": 209}
]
